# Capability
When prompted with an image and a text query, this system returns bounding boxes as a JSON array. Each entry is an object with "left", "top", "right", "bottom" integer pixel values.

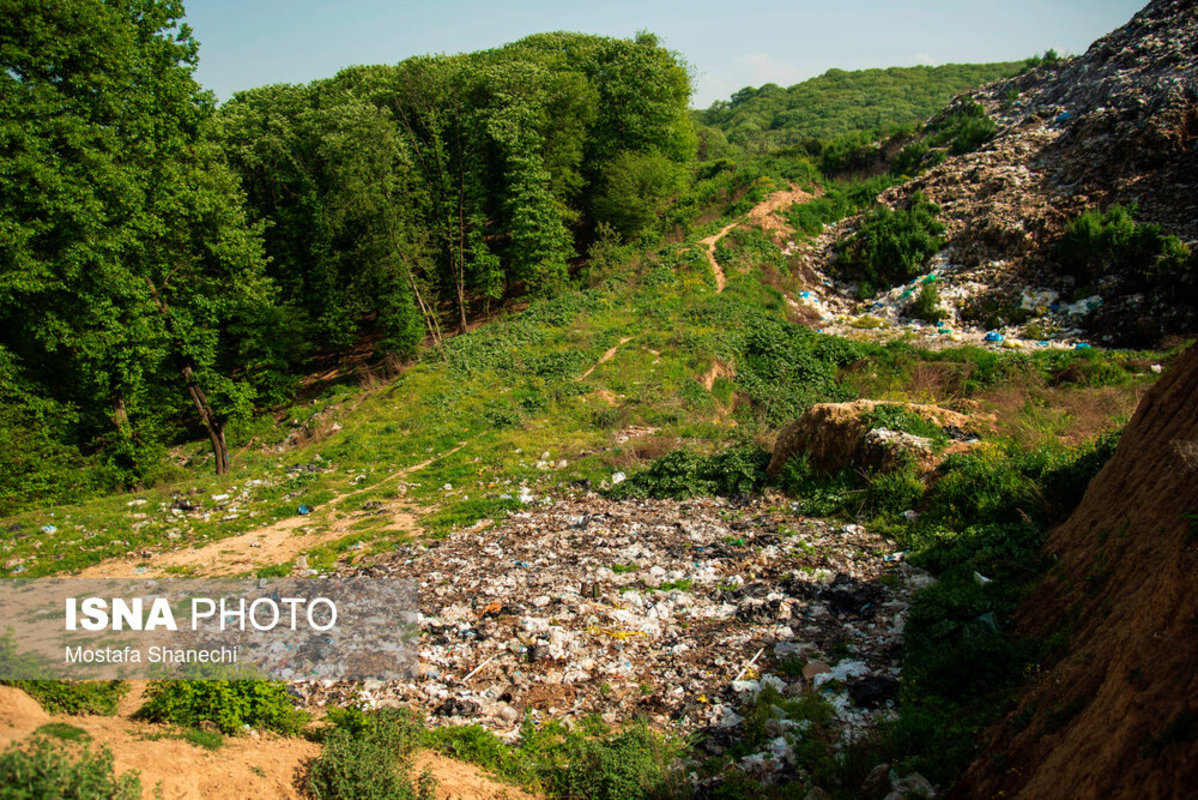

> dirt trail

[
  {"left": 577, "top": 336, "right": 634, "bottom": 381},
  {"left": 748, "top": 185, "right": 816, "bottom": 239},
  {"left": 0, "top": 686, "right": 318, "bottom": 800},
  {"left": 74, "top": 443, "right": 468, "bottom": 579},
  {"left": 698, "top": 184, "right": 818, "bottom": 293},
  {"left": 699, "top": 222, "right": 737, "bottom": 292}
]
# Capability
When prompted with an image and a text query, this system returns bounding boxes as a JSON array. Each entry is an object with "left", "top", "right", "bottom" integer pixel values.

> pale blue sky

[{"left": 185, "top": 0, "right": 1145, "bottom": 109}]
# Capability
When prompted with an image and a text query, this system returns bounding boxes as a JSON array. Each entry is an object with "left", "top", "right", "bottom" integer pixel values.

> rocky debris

[
  {"left": 299, "top": 496, "right": 932, "bottom": 760},
  {"left": 766, "top": 400, "right": 986, "bottom": 477},
  {"left": 795, "top": 0, "right": 1198, "bottom": 348}
]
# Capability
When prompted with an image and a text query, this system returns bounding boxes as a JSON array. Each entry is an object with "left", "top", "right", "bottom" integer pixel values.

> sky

[{"left": 185, "top": 0, "right": 1146, "bottom": 109}]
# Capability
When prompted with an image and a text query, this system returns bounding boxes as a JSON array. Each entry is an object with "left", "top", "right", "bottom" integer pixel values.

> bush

[
  {"left": 0, "top": 737, "right": 140, "bottom": 799},
  {"left": 610, "top": 447, "right": 769, "bottom": 500},
  {"left": 306, "top": 708, "right": 433, "bottom": 800},
  {"left": 835, "top": 193, "right": 945, "bottom": 293},
  {"left": 134, "top": 680, "right": 308, "bottom": 735},
  {"left": 2, "top": 681, "right": 128, "bottom": 716},
  {"left": 926, "top": 99, "right": 996, "bottom": 155},
  {"left": 909, "top": 283, "right": 947, "bottom": 323},
  {"left": 549, "top": 726, "right": 682, "bottom": 800},
  {"left": 1057, "top": 204, "right": 1194, "bottom": 299}
]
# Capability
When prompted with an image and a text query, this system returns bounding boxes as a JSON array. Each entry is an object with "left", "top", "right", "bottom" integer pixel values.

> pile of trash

[
  {"left": 299, "top": 495, "right": 934, "bottom": 775},
  {"left": 792, "top": 0, "right": 1198, "bottom": 348}
]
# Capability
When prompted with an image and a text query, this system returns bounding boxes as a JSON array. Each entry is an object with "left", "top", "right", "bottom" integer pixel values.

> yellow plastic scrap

[{"left": 585, "top": 625, "right": 649, "bottom": 641}]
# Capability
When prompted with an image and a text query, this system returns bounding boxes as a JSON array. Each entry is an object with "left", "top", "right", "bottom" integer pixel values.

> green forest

[
  {"left": 0, "top": 0, "right": 1033, "bottom": 513},
  {"left": 693, "top": 62, "right": 1025, "bottom": 153}
]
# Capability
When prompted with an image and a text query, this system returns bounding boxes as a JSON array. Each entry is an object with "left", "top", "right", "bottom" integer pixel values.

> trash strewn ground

[{"left": 300, "top": 496, "right": 932, "bottom": 773}]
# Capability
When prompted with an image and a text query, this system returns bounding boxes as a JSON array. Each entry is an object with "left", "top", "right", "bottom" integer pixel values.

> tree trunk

[
  {"left": 145, "top": 276, "right": 229, "bottom": 475},
  {"left": 182, "top": 362, "right": 228, "bottom": 475},
  {"left": 110, "top": 393, "right": 132, "bottom": 441}
]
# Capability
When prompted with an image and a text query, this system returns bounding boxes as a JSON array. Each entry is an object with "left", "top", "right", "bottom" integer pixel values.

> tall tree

[{"left": 0, "top": 0, "right": 279, "bottom": 476}]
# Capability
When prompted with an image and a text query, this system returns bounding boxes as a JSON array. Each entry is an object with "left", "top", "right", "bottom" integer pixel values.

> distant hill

[{"left": 695, "top": 62, "right": 1027, "bottom": 152}]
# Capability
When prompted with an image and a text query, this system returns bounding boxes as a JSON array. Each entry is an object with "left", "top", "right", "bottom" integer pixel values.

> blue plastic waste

[
  {"left": 297, "top": 504, "right": 313, "bottom": 515},
  {"left": 1056, "top": 111, "right": 1072, "bottom": 123},
  {"left": 1037, "top": 340, "right": 1050, "bottom": 347},
  {"left": 1074, "top": 342, "right": 1092, "bottom": 350},
  {"left": 41, "top": 524, "right": 57, "bottom": 534},
  {"left": 984, "top": 331, "right": 1004, "bottom": 343}
]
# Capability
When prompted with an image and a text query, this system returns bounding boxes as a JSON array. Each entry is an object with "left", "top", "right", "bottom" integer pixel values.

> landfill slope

[
  {"left": 799, "top": 0, "right": 1198, "bottom": 348},
  {"left": 951, "top": 341, "right": 1198, "bottom": 800}
]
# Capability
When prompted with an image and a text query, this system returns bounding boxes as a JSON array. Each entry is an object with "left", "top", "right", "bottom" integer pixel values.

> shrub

[
  {"left": 2, "top": 681, "right": 128, "bottom": 716},
  {"left": 926, "top": 99, "right": 997, "bottom": 155},
  {"left": 835, "top": 193, "right": 945, "bottom": 293},
  {"left": 0, "top": 737, "right": 140, "bottom": 799},
  {"left": 548, "top": 726, "right": 683, "bottom": 800},
  {"left": 610, "top": 446, "right": 769, "bottom": 500},
  {"left": 909, "top": 283, "right": 947, "bottom": 323},
  {"left": 1057, "top": 204, "right": 1194, "bottom": 300},
  {"left": 306, "top": 708, "right": 433, "bottom": 800},
  {"left": 134, "top": 680, "right": 308, "bottom": 735}
]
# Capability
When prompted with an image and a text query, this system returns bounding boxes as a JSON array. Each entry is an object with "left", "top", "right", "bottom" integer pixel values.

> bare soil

[{"left": 952, "top": 341, "right": 1198, "bottom": 799}]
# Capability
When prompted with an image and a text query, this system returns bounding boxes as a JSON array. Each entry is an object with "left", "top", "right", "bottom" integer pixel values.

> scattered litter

[
  {"left": 40, "top": 525, "right": 56, "bottom": 534},
  {"left": 299, "top": 496, "right": 921, "bottom": 745},
  {"left": 297, "top": 504, "right": 313, "bottom": 515},
  {"left": 984, "top": 331, "right": 1004, "bottom": 343}
]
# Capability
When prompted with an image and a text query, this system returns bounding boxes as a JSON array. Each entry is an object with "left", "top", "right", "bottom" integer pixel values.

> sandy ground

[{"left": 1, "top": 685, "right": 541, "bottom": 800}]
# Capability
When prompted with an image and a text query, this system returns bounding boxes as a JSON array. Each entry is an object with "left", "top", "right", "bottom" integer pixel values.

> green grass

[{"left": 34, "top": 722, "right": 91, "bottom": 743}]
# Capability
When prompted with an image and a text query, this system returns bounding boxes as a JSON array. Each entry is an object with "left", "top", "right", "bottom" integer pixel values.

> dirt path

[
  {"left": 576, "top": 336, "right": 634, "bottom": 381},
  {"left": 699, "top": 222, "right": 737, "bottom": 292},
  {"left": 748, "top": 185, "right": 817, "bottom": 240},
  {"left": 74, "top": 443, "right": 469, "bottom": 579},
  {"left": 697, "top": 184, "right": 818, "bottom": 293}
]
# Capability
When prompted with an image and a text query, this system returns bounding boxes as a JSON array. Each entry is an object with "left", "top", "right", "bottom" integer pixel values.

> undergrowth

[
  {"left": 134, "top": 680, "right": 309, "bottom": 735},
  {"left": 0, "top": 736, "right": 140, "bottom": 799}
]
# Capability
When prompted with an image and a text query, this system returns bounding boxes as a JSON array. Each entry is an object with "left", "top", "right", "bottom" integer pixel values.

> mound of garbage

[
  {"left": 953, "top": 341, "right": 1198, "bottom": 799},
  {"left": 306, "top": 496, "right": 938, "bottom": 781},
  {"left": 797, "top": 0, "right": 1198, "bottom": 349}
]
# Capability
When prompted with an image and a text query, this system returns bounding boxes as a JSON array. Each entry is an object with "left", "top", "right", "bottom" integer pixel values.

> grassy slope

[{"left": 0, "top": 194, "right": 1166, "bottom": 579}]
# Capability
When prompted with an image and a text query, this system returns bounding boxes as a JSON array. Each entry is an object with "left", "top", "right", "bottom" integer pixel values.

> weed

[
  {"left": 2, "top": 680, "right": 128, "bottom": 716},
  {"left": 35, "top": 722, "right": 91, "bottom": 742},
  {"left": 910, "top": 283, "right": 947, "bottom": 323},
  {"left": 610, "top": 447, "right": 768, "bottom": 500},
  {"left": 0, "top": 736, "right": 140, "bottom": 799},
  {"left": 134, "top": 680, "right": 308, "bottom": 736},
  {"left": 306, "top": 707, "right": 433, "bottom": 800}
]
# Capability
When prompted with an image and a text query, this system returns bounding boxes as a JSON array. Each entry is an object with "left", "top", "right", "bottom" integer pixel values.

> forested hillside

[
  {"left": 695, "top": 62, "right": 1026, "bottom": 153},
  {"left": 0, "top": 4, "right": 692, "bottom": 510}
]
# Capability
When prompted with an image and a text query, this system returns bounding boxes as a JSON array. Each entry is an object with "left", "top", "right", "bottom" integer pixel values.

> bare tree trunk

[
  {"left": 110, "top": 393, "right": 132, "bottom": 441},
  {"left": 182, "top": 362, "right": 228, "bottom": 475},
  {"left": 407, "top": 270, "right": 443, "bottom": 350},
  {"left": 145, "top": 276, "right": 229, "bottom": 475}
]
